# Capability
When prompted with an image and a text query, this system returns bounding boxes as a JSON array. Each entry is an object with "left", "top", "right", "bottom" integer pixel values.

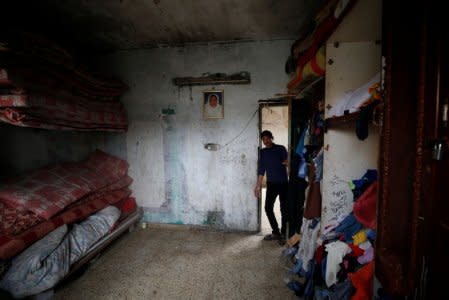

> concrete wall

[
  {"left": 105, "top": 40, "right": 292, "bottom": 231},
  {"left": 0, "top": 124, "right": 126, "bottom": 179}
]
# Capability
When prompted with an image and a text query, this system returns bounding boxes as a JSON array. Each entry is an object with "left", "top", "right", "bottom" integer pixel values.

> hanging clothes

[
  {"left": 296, "top": 218, "right": 321, "bottom": 273},
  {"left": 303, "top": 163, "right": 322, "bottom": 219}
]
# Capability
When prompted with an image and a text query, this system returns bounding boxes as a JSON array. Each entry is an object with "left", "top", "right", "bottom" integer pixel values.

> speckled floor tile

[{"left": 54, "top": 227, "right": 297, "bottom": 300}]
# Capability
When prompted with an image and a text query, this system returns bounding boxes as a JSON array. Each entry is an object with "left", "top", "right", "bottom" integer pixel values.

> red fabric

[
  {"left": 304, "top": 164, "right": 322, "bottom": 219},
  {"left": 348, "top": 244, "right": 364, "bottom": 257},
  {"left": 68, "top": 175, "right": 133, "bottom": 208},
  {"left": 114, "top": 197, "right": 137, "bottom": 221},
  {"left": 1, "top": 31, "right": 128, "bottom": 98},
  {"left": 0, "top": 151, "right": 128, "bottom": 220},
  {"left": 0, "top": 113, "right": 127, "bottom": 132},
  {"left": 310, "top": 55, "right": 326, "bottom": 76},
  {"left": 0, "top": 69, "right": 128, "bottom": 131},
  {"left": 0, "top": 104, "right": 127, "bottom": 132},
  {"left": 100, "top": 175, "right": 133, "bottom": 192},
  {"left": 0, "top": 165, "right": 94, "bottom": 219},
  {"left": 348, "top": 261, "right": 374, "bottom": 300},
  {"left": 6, "top": 65, "right": 127, "bottom": 99},
  {"left": 0, "top": 201, "right": 43, "bottom": 236},
  {"left": 287, "top": 16, "right": 337, "bottom": 90},
  {"left": 0, "top": 91, "right": 119, "bottom": 109},
  {"left": 315, "top": 245, "right": 325, "bottom": 264},
  {"left": 83, "top": 150, "right": 129, "bottom": 183},
  {"left": 0, "top": 95, "right": 28, "bottom": 107},
  {"left": 0, "top": 188, "right": 131, "bottom": 260},
  {"left": 0, "top": 105, "right": 127, "bottom": 126},
  {"left": 287, "top": 0, "right": 357, "bottom": 91},
  {"left": 353, "top": 182, "right": 378, "bottom": 229},
  {"left": 1, "top": 33, "right": 128, "bottom": 138}
]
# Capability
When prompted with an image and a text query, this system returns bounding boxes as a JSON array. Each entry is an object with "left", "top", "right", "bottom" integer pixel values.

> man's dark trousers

[{"left": 265, "top": 182, "right": 288, "bottom": 236}]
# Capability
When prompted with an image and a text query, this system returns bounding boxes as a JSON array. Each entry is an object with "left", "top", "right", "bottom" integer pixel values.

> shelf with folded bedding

[
  {"left": 0, "top": 33, "right": 129, "bottom": 132},
  {"left": 324, "top": 111, "right": 360, "bottom": 130},
  {"left": 325, "top": 104, "right": 381, "bottom": 132}
]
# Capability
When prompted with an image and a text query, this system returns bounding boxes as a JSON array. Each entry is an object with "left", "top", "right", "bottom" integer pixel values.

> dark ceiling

[{"left": 2, "top": 0, "right": 325, "bottom": 53}]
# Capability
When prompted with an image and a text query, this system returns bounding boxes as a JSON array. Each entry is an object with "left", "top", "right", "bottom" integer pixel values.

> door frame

[{"left": 257, "top": 98, "right": 289, "bottom": 232}]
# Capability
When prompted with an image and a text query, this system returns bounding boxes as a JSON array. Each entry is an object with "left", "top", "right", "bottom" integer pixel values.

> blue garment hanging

[
  {"left": 295, "top": 126, "right": 308, "bottom": 156},
  {"left": 295, "top": 126, "right": 308, "bottom": 179}
]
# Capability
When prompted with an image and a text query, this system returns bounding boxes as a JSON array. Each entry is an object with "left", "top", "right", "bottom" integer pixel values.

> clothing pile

[
  {"left": 0, "top": 32, "right": 128, "bottom": 131},
  {"left": 284, "top": 169, "right": 381, "bottom": 299},
  {"left": 0, "top": 150, "right": 138, "bottom": 298}
]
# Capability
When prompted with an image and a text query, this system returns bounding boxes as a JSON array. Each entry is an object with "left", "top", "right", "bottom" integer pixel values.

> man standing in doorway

[{"left": 254, "top": 130, "right": 288, "bottom": 242}]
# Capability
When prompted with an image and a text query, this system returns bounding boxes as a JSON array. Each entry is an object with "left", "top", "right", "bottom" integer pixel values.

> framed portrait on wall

[{"left": 203, "top": 89, "right": 224, "bottom": 119}]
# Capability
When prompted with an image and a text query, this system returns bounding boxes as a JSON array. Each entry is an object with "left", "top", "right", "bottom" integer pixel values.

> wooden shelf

[
  {"left": 173, "top": 72, "right": 250, "bottom": 86},
  {"left": 325, "top": 111, "right": 360, "bottom": 129}
]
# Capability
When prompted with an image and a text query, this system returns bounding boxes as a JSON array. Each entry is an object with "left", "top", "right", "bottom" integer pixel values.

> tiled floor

[{"left": 55, "top": 225, "right": 297, "bottom": 300}]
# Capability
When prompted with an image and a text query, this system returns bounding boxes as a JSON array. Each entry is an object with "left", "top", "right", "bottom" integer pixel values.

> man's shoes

[
  {"left": 278, "top": 234, "right": 286, "bottom": 246},
  {"left": 263, "top": 233, "right": 281, "bottom": 241}
]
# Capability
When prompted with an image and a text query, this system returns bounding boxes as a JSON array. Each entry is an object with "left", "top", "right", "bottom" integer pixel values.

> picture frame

[{"left": 203, "top": 89, "right": 224, "bottom": 119}]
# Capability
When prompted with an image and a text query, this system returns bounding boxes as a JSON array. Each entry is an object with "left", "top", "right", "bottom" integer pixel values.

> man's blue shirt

[{"left": 258, "top": 144, "right": 288, "bottom": 183}]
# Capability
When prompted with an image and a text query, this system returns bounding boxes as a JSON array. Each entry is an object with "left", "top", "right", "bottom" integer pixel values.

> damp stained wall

[{"left": 104, "top": 40, "right": 292, "bottom": 231}]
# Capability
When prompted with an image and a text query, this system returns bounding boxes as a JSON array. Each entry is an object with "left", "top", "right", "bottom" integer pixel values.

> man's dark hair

[{"left": 260, "top": 130, "right": 273, "bottom": 139}]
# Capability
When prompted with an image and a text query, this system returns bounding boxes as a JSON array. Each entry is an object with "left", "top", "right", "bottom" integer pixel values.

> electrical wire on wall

[{"left": 204, "top": 108, "right": 259, "bottom": 151}]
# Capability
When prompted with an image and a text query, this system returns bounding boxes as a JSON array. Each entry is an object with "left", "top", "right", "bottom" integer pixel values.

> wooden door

[
  {"left": 420, "top": 9, "right": 449, "bottom": 298},
  {"left": 377, "top": 1, "right": 449, "bottom": 297}
]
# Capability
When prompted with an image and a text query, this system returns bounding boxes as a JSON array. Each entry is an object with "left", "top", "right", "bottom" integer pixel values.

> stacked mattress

[
  {"left": 0, "top": 32, "right": 128, "bottom": 131},
  {"left": 0, "top": 150, "right": 137, "bottom": 261}
]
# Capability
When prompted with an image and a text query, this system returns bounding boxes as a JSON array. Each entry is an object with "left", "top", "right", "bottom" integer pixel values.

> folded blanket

[
  {"left": 0, "top": 201, "right": 43, "bottom": 237},
  {"left": 0, "top": 188, "right": 131, "bottom": 260},
  {"left": 83, "top": 150, "right": 129, "bottom": 184},
  {"left": 0, "top": 94, "right": 125, "bottom": 113},
  {"left": 0, "top": 179, "right": 132, "bottom": 237},
  {"left": 0, "top": 150, "right": 128, "bottom": 220},
  {"left": 0, "top": 113, "right": 127, "bottom": 132},
  {"left": 0, "top": 168, "right": 92, "bottom": 220}
]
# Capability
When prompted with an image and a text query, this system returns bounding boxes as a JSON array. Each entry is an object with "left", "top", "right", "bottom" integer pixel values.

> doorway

[{"left": 258, "top": 100, "right": 289, "bottom": 234}]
